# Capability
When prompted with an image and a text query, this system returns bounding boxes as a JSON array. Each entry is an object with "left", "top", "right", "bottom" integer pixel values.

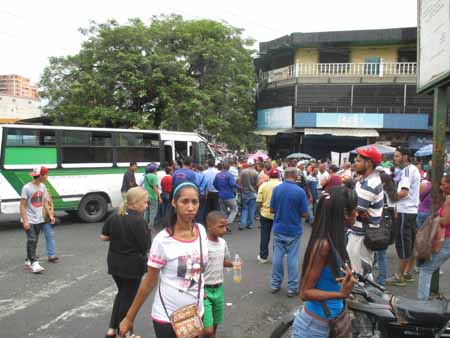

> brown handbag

[
  {"left": 320, "top": 301, "right": 352, "bottom": 338},
  {"left": 159, "top": 226, "right": 204, "bottom": 338}
]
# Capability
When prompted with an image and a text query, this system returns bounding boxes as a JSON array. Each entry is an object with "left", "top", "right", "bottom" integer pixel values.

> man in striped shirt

[{"left": 347, "top": 147, "right": 383, "bottom": 274}]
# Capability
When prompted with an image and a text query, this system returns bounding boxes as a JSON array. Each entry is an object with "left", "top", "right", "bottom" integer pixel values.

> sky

[{"left": 0, "top": 0, "right": 417, "bottom": 84}]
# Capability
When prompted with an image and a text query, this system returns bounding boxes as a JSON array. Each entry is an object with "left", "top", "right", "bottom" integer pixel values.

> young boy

[{"left": 203, "top": 211, "right": 234, "bottom": 338}]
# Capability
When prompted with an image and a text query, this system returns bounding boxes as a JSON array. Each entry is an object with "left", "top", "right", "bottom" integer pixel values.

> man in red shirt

[{"left": 160, "top": 167, "right": 173, "bottom": 221}]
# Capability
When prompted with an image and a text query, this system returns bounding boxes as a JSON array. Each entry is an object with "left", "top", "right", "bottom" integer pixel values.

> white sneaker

[
  {"left": 257, "top": 255, "right": 268, "bottom": 264},
  {"left": 31, "top": 261, "right": 45, "bottom": 273},
  {"left": 24, "top": 259, "right": 32, "bottom": 270}
]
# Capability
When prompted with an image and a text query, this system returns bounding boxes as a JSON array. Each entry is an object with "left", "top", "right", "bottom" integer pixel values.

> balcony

[{"left": 260, "top": 61, "right": 417, "bottom": 85}]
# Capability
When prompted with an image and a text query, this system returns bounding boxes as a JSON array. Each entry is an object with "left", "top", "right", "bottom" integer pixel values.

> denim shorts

[{"left": 292, "top": 307, "right": 329, "bottom": 338}]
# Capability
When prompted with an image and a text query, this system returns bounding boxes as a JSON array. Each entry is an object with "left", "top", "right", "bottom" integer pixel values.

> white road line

[
  {"left": 0, "top": 270, "right": 98, "bottom": 320},
  {"left": 29, "top": 285, "right": 116, "bottom": 336}
]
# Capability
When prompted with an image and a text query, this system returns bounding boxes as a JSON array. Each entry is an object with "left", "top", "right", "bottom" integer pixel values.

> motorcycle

[{"left": 270, "top": 261, "right": 450, "bottom": 338}]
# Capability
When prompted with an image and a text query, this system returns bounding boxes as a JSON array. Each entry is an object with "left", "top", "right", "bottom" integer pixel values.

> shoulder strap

[
  {"left": 158, "top": 283, "right": 171, "bottom": 320},
  {"left": 320, "top": 301, "right": 332, "bottom": 319},
  {"left": 197, "top": 224, "right": 203, "bottom": 308},
  {"left": 158, "top": 224, "right": 203, "bottom": 320}
]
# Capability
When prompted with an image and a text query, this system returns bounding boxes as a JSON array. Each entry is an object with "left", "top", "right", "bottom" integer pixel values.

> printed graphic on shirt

[
  {"left": 30, "top": 191, "right": 44, "bottom": 208},
  {"left": 177, "top": 252, "right": 202, "bottom": 290}
]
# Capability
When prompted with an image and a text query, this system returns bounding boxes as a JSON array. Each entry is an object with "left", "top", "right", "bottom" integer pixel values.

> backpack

[
  {"left": 363, "top": 196, "right": 394, "bottom": 251},
  {"left": 415, "top": 214, "right": 442, "bottom": 261}
]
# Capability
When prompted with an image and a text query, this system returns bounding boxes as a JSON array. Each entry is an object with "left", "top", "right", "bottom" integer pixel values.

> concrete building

[
  {"left": 0, "top": 75, "right": 42, "bottom": 123},
  {"left": 254, "top": 27, "right": 450, "bottom": 159},
  {"left": 0, "top": 74, "right": 39, "bottom": 100},
  {"left": 0, "top": 95, "right": 42, "bottom": 123}
]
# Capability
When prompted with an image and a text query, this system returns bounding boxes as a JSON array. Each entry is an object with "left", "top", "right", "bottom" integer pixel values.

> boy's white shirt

[{"left": 204, "top": 237, "right": 230, "bottom": 285}]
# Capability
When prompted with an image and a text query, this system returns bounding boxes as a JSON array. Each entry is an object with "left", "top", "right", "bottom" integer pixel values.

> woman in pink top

[{"left": 417, "top": 173, "right": 450, "bottom": 300}]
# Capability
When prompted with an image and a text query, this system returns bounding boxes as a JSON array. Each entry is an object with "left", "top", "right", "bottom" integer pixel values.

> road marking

[
  {"left": 29, "top": 285, "right": 116, "bottom": 336},
  {"left": 0, "top": 270, "right": 98, "bottom": 320}
]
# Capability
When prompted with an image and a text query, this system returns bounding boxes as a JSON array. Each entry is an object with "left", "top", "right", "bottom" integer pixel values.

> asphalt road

[{"left": 0, "top": 213, "right": 449, "bottom": 338}]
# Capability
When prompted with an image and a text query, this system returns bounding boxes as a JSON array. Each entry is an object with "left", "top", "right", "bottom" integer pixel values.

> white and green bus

[{"left": 0, "top": 124, "right": 215, "bottom": 222}]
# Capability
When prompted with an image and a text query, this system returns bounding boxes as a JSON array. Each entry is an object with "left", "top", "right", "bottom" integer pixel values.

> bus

[{"left": 0, "top": 124, "right": 215, "bottom": 222}]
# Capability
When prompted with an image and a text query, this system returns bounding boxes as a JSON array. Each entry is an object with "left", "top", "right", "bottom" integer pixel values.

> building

[
  {"left": 0, "top": 95, "right": 43, "bottom": 123},
  {"left": 0, "top": 74, "right": 39, "bottom": 100},
  {"left": 254, "top": 27, "right": 450, "bottom": 159},
  {"left": 0, "top": 75, "right": 42, "bottom": 123}
]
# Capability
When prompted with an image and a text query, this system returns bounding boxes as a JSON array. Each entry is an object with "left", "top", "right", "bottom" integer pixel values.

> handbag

[
  {"left": 159, "top": 226, "right": 204, "bottom": 338},
  {"left": 362, "top": 196, "right": 393, "bottom": 251},
  {"left": 320, "top": 301, "right": 352, "bottom": 338}
]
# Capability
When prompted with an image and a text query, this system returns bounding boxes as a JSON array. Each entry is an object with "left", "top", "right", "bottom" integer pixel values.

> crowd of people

[{"left": 18, "top": 145, "right": 450, "bottom": 337}]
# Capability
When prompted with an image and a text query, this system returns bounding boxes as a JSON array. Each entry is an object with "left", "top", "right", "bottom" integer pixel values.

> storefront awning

[
  {"left": 304, "top": 128, "right": 379, "bottom": 138},
  {"left": 253, "top": 129, "right": 290, "bottom": 136}
]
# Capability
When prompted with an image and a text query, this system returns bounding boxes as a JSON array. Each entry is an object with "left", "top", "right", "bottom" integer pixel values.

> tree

[{"left": 39, "top": 15, "right": 259, "bottom": 149}]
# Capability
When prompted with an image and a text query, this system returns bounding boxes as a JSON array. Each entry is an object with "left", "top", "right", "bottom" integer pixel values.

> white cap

[{"left": 247, "top": 159, "right": 255, "bottom": 166}]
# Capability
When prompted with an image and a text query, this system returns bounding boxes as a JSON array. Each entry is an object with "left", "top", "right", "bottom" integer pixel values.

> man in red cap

[
  {"left": 256, "top": 168, "right": 281, "bottom": 263},
  {"left": 346, "top": 147, "right": 384, "bottom": 275},
  {"left": 20, "top": 166, "right": 55, "bottom": 273}
]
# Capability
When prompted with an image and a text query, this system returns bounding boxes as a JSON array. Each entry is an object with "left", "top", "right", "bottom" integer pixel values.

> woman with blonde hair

[{"left": 101, "top": 187, "right": 151, "bottom": 338}]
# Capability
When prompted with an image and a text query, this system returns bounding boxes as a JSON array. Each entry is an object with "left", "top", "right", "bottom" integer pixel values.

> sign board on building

[
  {"left": 417, "top": 0, "right": 450, "bottom": 93},
  {"left": 316, "top": 113, "right": 383, "bottom": 128},
  {"left": 295, "top": 112, "right": 429, "bottom": 130},
  {"left": 257, "top": 106, "right": 292, "bottom": 130}
]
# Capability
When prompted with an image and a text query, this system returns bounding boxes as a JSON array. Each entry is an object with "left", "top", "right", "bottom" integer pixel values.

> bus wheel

[{"left": 78, "top": 194, "right": 107, "bottom": 223}]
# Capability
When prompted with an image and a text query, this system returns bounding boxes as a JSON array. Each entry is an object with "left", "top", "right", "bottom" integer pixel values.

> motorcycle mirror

[{"left": 361, "top": 259, "right": 372, "bottom": 275}]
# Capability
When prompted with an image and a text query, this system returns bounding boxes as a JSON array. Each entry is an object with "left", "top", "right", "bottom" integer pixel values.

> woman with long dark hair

[
  {"left": 119, "top": 182, "right": 208, "bottom": 338},
  {"left": 293, "top": 186, "right": 357, "bottom": 338}
]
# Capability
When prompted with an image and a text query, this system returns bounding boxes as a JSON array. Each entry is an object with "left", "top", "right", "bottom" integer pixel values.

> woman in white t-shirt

[{"left": 119, "top": 182, "right": 208, "bottom": 338}]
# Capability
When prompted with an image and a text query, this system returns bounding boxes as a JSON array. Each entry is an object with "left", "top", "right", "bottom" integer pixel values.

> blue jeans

[
  {"left": 239, "top": 192, "right": 257, "bottom": 228},
  {"left": 220, "top": 198, "right": 239, "bottom": 225},
  {"left": 416, "top": 211, "right": 430, "bottom": 230},
  {"left": 271, "top": 232, "right": 301, "bottom": 292},
  {"left": 144, "top": 200, "right": 159, "bottom": 228},
  {"left": 417, "top": 238, "right": 450, "bottom": 300},
  {"left": 42, "top": 223, "right": 56, "bottom": 257},
  {"left": 293, "top": 308, "right": 329, "bottom": 338},
  {"left": 259, "top": 216, "right": 273, "bottom": 259},
  {"left": 375, "top": 249, "right": 387, "bottom": 285}
]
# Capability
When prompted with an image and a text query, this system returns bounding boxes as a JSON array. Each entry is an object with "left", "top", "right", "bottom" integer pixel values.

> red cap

[
  {"left": 30, "top": 166, "right": 49, "bottom": 177},
  {"left": 241, "top": 163, "right": 249, "bottom": 169},
  {"left": 356, "top": 147, "right": 382, "bottom": 166},
  {"left": 268, "top": 168, "right": 280, "bottom": 178}
]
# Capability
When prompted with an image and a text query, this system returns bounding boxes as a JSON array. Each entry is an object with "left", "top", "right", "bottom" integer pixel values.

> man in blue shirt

[
  {"left": 172, "top": 157, "right": 198, "bottom": 190},
  {"left": 213, "top": 162, "right": 240, "bottom": 230},
  {"left": 194, "top": 164, "right": 209, "bottom": 224},
  {"left": 203, "top": 159, "right": 220, "bottom": 213},
  {"left": 270, "top": 167, "right": 309, "bottom": 297}
]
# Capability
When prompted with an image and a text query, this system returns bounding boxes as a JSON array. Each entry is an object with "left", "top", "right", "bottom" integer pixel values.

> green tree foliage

[{"left": 39, "top": 15, "right": 259, "bottom": 149}]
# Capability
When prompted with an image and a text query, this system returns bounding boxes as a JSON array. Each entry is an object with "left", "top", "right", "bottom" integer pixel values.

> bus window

[
  {"left": 175, "top": 141, "right": 188, "bottom": 162},
  {"left": 197, "top": 142, "right": 210, "bottom": 165},
  {"left": 3, "top": 128, "right": 57, "bottom": 167},
  {"left": 116, "top": 132, "right": 160, "bottom": 165},
  {"left": 61, "top": 130, "right": 113, "bottom": 165},
  {"left": 6, "top": 129, "right": 38, "bottom": 146}
]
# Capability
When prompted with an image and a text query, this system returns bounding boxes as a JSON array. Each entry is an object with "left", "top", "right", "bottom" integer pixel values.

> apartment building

[
  {"left": 254, "top": 27, "right": 450, "bottom": 159},
  {"left": 0, "top": 74, "right": 39, "bottom": 100}
]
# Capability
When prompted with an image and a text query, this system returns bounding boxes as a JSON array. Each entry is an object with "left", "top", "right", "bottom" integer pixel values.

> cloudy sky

[{"left": 0, "top": 0, "right": 417, "bottom": 84}]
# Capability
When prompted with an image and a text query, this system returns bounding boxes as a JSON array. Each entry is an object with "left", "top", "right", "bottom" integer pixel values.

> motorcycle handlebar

[{"left": 354, "top": 272, "right": 386, "bottom": 292}]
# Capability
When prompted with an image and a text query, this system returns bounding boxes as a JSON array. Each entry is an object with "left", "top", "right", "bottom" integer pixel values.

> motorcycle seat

[{"left": 393, "top": 296, "right": 450, "bottom": 326}]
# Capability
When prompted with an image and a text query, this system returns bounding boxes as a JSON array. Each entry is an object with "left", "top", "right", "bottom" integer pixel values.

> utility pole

[{"left": 431, "top": 86, "right": 448, "bottom": 212}]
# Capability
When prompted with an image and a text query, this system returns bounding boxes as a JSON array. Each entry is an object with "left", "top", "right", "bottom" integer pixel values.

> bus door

[
  {"left": 163, "top": 140, "right": 174, "bottom": 164},
  {"left": 174, "top": 141, "right": 188, "bottom": 164}
]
